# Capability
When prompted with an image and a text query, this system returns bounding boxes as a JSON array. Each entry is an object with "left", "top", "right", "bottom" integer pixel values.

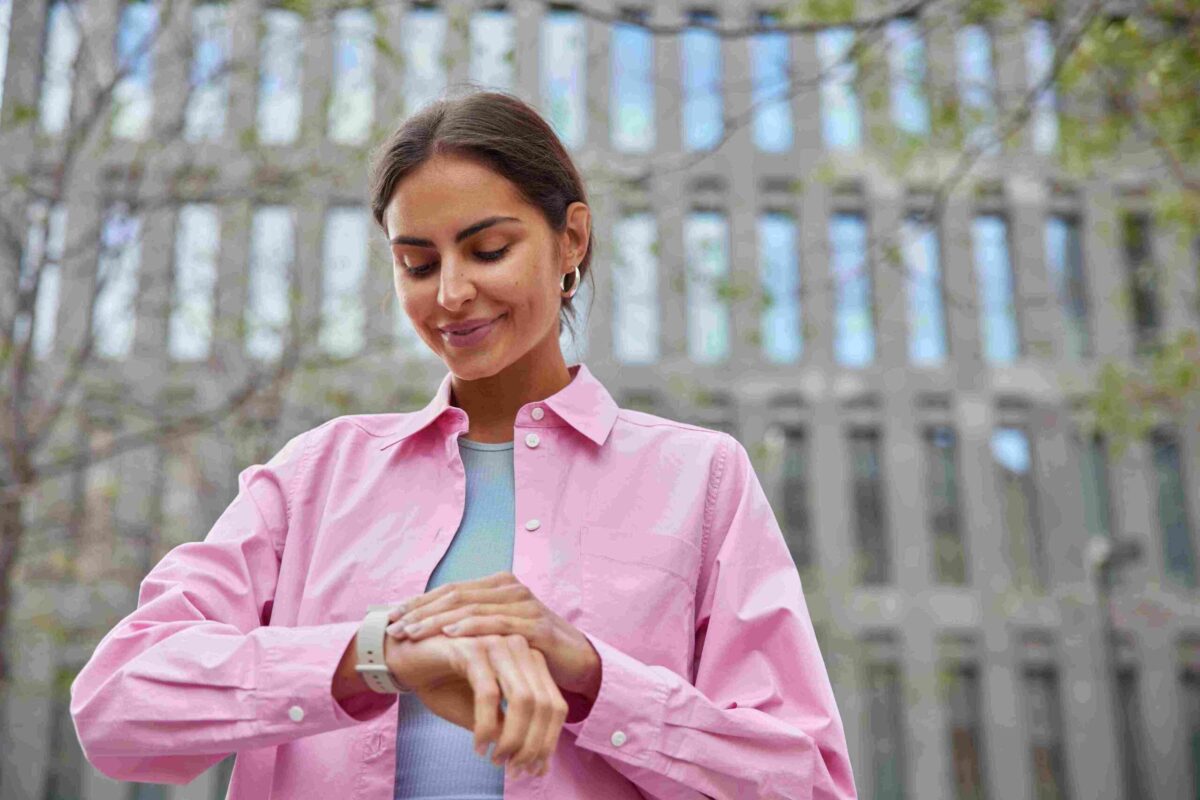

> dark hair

[{"left": 368, "top": 89, "right": 594, "bottom": 341}]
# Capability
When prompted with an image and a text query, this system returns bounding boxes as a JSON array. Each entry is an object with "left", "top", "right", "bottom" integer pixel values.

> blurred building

[{"left": 0, "top": 1, "right": 1198, "bottom": 799}]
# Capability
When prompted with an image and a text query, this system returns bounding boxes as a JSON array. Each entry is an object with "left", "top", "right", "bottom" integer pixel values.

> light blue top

[{"left": 393, "top": 435, "right": 515, "bottom": 800}]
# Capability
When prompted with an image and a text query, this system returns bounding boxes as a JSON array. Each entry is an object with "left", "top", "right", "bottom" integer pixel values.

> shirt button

[
  {"left": 525, "top": 432, "right": 540, "bottom": 448},
  {"left": 610, "top": 730, "right": 627, "bottom": 747},
  {"left": 531, "top": 407, "right": 545, "bottom": 420},
  {"left": 289, "top": 705, "right": 304, "bottom": 722},
  {"left": 525, "top": 519, "right": 541, "bottom": 531}
]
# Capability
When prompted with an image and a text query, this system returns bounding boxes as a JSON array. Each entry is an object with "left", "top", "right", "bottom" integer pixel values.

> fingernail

[
  {"left": 475, "top": 741, "right": 487, "bottom": 757},
  {"left": 386, "top": 623, "right": 406, "bottom": 637},
  {"left": 404, "top": 622, "right": 425, "bottom": 635},
  {"left": 444, "top": 623, "right": 461, "bottom": 634}
]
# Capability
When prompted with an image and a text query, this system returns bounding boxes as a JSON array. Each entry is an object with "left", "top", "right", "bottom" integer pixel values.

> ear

[{"left": 561, "top": 201, "right": 591, "bottom": 267}]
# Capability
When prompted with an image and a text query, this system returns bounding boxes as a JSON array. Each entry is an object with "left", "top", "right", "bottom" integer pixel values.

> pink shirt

[{"left": 71, "top": 362, "right": 857, "bottom": 799}]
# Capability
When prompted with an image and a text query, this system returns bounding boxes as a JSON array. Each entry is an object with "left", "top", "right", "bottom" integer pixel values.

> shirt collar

[{"left": 377, "top": 362, "right": 619, "bottom": 451}]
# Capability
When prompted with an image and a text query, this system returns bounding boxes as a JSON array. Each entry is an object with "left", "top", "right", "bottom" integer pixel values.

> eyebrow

[{"left": 389, "top": 216, "right": 523, "bottom": 247}]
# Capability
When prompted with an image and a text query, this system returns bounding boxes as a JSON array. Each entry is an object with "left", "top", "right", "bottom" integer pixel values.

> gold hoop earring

[{"left": 560, "top": 264, "right": 581, "bottom": 299}]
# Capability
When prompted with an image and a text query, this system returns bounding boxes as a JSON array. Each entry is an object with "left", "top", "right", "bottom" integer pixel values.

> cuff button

[
  {"left": 610, "top": 730, "right": 627, "bottom": 747},
  {"left": 289, "top": 705, "right": 305, "bottom": 722}
]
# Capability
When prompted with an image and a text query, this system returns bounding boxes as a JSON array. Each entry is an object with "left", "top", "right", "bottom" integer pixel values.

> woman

[{"left": 71, "top": 90, "right": 856, "bottom": 799}]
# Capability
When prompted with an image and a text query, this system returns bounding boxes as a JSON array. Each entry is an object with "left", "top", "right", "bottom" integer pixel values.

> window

[
  {"left": 1150, "top": 428, "right": 1197, "bottom": 587},
  {"left": 992, "top": 426, "right": 1046, "bottom": 591},
  {"left": 887, "top": 15, "right": 929, "bottom": 138},
  {"left": 610, "top": 8, "right": 654, "bottom": 152},
  {"left": 329, "top": 7, "right": 374, "bottom": 145},
  {"left": 0, "top": 0, "right": 12, "bottom": 114},
  {"left": 17, "top": 201, "right": 66, "bottom": 361},
  {"left": 185, "top": 2, "right": 230, "bottom": 142},
  {"left": 904, "top": 215, "right": 946, "bottom": 366},
  {"left": 113, "top": 1, "right": 157, "bottom": 140},
  {"left": 972, "top": 214, "right": 1020, "bottom": 364},
  {"left": 1025, "top": 17, "right": 1058, "bottom": 154},
  {"left": 93, "top": 204, "right": 142, "bottom": 360},
  {"left": 780, "top": 426, "right": 813, "bottom": 570},
  {"left": 39, "top": 0, "right": 81, "bottom": 134},
  {"left": 1024, "top": 664, "right": 1070, "bottom": 800},
  {"left": 257, "top": 7, "right": 302, "bottom": 144},
  {"left": 1122, "top": 212, "right": 1159, "bottom": 355},
  {"left": 320, "top": 206, "right": 368, "bottom": 358},
  {"left": 684, "top": 210, "right": 730, "bottom": 363},
  {"left": 404, "top": 3, "right": 446, "bottom": 117},
  {"left": 246, "top": 206, "right": 294, "bottom": 361},
  {"left": 831, "top": 212, "right": 873, "bottom": 367},
  {"left": 759, "top": 211, "right": 801, "bottom": 363},
  {"left": 941, "top": 656, "right": 988, "bottom": 800},
  {"left": 470, "top": 5, "right": 515, "bottom": 91},
  {"left": 1114, "top": 664, "right": 1150, "bottom": 800},
  {"left": 817, "top": 26, "right": 861, "bottom": 150},
  {"left": 1076, "top": 431, "right": 1112, "bottom": 539},
  {"left": 541, "top": 4, "right": 585, "bottom": 148},
  {"left": 1181, "top": 658, "right": 1200, "bottom": 800},
  {"left": 751, "top": 10, "right": 792, "bottom": 152},
  {"left": 925, "top": 426, "right": 966, "bottom": 585},
  {"left": 1044, "top": 215, "right": 1091, "bottom": 359},
  {"left": 681, "top": 10, "right": 721, "bottom": 151},
  {"left": 956, "top": 23, "right": 998, "bottom": 156},
  {"left": 169, "top": 203, "right": 219, "bottom": 362},
  {"left": 864, "top": 637, "right": 908, "bottom": 799},
  {"left": 612, "top": 211, "right": 659, "bottom": 364},
  {"left": 849, "top": 428, "right": 890, "bottom": 585}
]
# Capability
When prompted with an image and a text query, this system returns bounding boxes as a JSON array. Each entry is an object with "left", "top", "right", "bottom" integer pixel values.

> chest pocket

[{"left": 578, "top": 525, "right": 702, "bottom": 674}]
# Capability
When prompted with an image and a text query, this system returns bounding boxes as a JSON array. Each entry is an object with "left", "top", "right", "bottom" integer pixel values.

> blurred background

[{"left": 0, "top": 0, "right": 1198, "bottom": 798}]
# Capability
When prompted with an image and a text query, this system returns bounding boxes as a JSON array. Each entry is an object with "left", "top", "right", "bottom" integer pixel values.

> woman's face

[{"left": 382, "top": 152, "right": 589, "bottom": 381}]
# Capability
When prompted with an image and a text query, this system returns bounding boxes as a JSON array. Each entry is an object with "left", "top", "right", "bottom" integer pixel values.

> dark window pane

[
  {"left": 849, "top": 428, "right": 890, "bottom": 584},
  {"left": 781, "top": 427, "right": 813, "bottom": 570},
  {"left": 1151, "top": 430, "right": 1197, "bottom": 587},
  {"left": 943, "top": 661, "right": 989, "bottom": 800},
  {"left": 991, "top": 427, "right": 1047, "bottom": 591},
  {"left": 1115, "top": 667, "right": 1150, "bottom": 799},
  {"left": 1122, "top": 213, "right": 1160, "bottom": 355},
  {"left": 867, "top": 659, "right": 908, "bottom": 800},
  {"left": 926, "top": 426, "right": 967, "bottom": 584}
]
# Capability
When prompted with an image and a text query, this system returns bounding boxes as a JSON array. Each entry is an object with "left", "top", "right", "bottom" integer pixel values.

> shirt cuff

[
  {"left": 561, "top": 629, "right": 670, "bottom": 768},
  {"left": 255, "top": 620, "right": 398, "bottom": 734}
]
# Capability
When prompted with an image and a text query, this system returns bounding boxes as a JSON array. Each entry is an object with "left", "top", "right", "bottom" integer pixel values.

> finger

[
  {"left": 462, "top": 640, "right": 503, "bottom": 760},
  {"left": 391, "top": 607, "right": 538, "bottom": 641},
  {"left": 527, "top": 647, "right": 567, "bottom": 777},
  {"left": 505, "top": 636, "right": 551, "bottom": 777},
  {"left": 485, "top": 636, "right": 536, "bottom": 773},
  {"left": 393, "top": 584, "right": 532, "bottom": 628},
  {"left": 395, "top": 572, "right": 516, "bottom": 618}
]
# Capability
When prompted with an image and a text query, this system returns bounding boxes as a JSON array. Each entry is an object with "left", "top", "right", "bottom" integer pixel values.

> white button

[
  {"left": 531, "top": 407, "right": 545, "bottom": 420},
  {"left": 288, "top": 705, "right": 304, "bottom": 722},
  {"left": 525, "top": 433, "right": 540, "bottom": 448},
  {"left": 525, "top": 519, "right": 541, "bottom": 531},
  {"left": 610, "top": 730, "right": 627, "bottom": 747}
]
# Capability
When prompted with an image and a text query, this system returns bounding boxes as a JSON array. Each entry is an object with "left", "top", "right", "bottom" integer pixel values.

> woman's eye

[{"left": 402, "top": 246, "right": 510, "bottom": 278}]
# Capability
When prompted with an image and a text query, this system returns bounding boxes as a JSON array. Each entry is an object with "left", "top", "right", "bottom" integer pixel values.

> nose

[{"left": 436, "top": 254, "right": 476, "bottom": 310}]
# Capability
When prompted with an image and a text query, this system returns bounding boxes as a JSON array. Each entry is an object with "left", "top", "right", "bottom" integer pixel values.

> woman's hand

[
  {"left": 385, "top": 572, "right": 602, "bottom": 700},
  {"left": 385, "top": 631, "right": 567, "bottom": 778}
]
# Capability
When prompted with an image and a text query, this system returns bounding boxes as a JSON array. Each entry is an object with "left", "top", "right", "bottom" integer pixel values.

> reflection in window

[
  {"left": 1025, "top": 18, "right": 1058, "bottom": 154},
  {"left": 684, "top": 211, "right": 730, "bottom": 363},
  {"left": 185, "top": 2, "right": 230, "bottom": 142},
  {"left": 612, "top": 212, "right": 659, "bottom": 364},
  {"left": 925, "top": 426, "right": 966, "bottom": 585},
  {"left": 780, "top": 427, "right": 813, "bottom": 570},
  {"left": 864, "top": 646, "right": 907, "bottom": 798},
  {"left": 1076, "top": 431, "right": 1112, "bottom": 539},
  {"left": 972, "top": 215, "right": 1020, "bottom": 364},
  {"left": 817, "top": 26, "right": 861, "bottom": 150},
  {"left": 887, "top": 15, "right": 929, "bottom": 138},
  {"left": 831, "top": 212, "right": 873, "bottom": 367},
  {"left": 956, "top": 24, "right": 998, "bottom": 156},
  {"left": 170, "top": 204, "right": 219, "bottom": 362},
  {"left": 17, "top": 202, "right": 66, "bottom": 361},
  {"left": 470, "top": 5, "right": 515, "bottom": 91},
  {"left": 541, "top": 6, "right": 585, "bottom": 148},
  {"left": 329, "top": 8, "right": 374, "bottom": 145},
  {"left": 751, "top": 11, "right": 791, "bottom": 152},
  {"left": 681, "top": 10, "right": 722, "bottom": 152},
  {"left": 992, "top": 426, "right": 1046, "bottom": 591},
  {"left": 1122, "top": 212, "right": 1159, "bottom": 355},
  {"left": 321, "top": 206, "right": 368, "bottom": 358},
  {"left": 758, "top": 211, "right": 801, "bottom": 363},
  {"left": 1045, "top": 215, "right": 1091, "bottom": 359},
  {"left": 1150, "top": 428, "right": 1197, "bottom": 587},
  {"left": 113, "top": 0, "right": 157, "bottom": 140},
  {"left": 1024, "top": 664, "right": 1070, "bottom": 800},
  {"left": 93, "top": 204, "right": 142, "bottom": 360},
  {"left": 246, "top": 206, "right": 294, "bottom": 361},
  {"left": 257, "top": 8, "right": 302, "bottom": 144},
  {"left": 903, "top": 216, "right": 946, "bottom": 366},
  {"left": 941, "top": 658, "right": 987, "bottom": 800},
  {"left": 610, "top": 9, "right": 654, "bottom": 152},
  {"left": 39, "top": 0, "right": 81, "bottom": 134},
  {"left": 405, "top": 4, "right": 446, "bottom": 117},
  {"left": 849, "top": 428, "right": 890, "bottom": 585}
]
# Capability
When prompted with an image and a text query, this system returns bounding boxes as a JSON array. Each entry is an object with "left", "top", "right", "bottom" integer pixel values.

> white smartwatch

[{"left": 355, "top": 604, "right": 414, "bottom": 694}]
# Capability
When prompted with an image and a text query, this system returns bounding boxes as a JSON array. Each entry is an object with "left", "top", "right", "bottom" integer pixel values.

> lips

[{"left": 440, "top": 315, "right": 501, "bottom": 334}]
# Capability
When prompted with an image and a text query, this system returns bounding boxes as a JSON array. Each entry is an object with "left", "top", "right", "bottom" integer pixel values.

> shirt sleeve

[
  {"left": 561, "top": 433, "right": 858, "bottom": 800},
  {"left": 69, "top": 427, "right": 397, "bottom": 785}
]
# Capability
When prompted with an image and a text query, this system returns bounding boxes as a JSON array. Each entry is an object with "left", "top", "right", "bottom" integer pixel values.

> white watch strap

[{"left": 355, "top": 605, "right": 413, "bottom": 694}]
